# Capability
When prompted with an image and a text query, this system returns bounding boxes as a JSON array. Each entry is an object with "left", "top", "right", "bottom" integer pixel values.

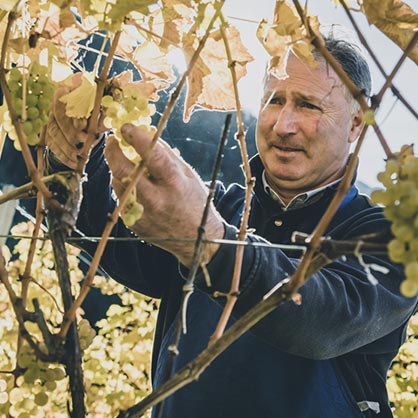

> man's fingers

[
  {"left": 105, "top": 136, "right": 136, "bottom": 182},
  {"left": 106, "top": 135, "right": 163, "bottom": 204},
  {"left": 120, "top": 124, "right": 174, "bottom": 179}
]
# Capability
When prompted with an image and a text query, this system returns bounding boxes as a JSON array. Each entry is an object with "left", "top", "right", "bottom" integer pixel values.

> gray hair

[{"left": 320, "top": 28, "right": 372, "bottom": 105}]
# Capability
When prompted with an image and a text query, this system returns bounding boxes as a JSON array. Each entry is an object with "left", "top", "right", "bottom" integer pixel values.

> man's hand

[
  {"left": 45, "top": 73, "right": 104, "bottom": 169},
  {"left": 105, "top": 124, "right": 225, "bottom": 267}
]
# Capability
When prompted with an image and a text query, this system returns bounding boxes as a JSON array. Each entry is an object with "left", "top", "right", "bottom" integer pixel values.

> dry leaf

[
  {"left": 183, "top": 25, "right": 254, "bottom": 121},
  {"left": 132, "top": 40, "right": 176, "bottom": 82},
  {"left": 257, "top": 2, "right": 320, "bottom": 79},
  {"left": 111, "top": 70, "right": 167, "bottom": 101},
  {"left": 292, "top": 39, "right": 319, "bottom": 69},
  {"left": 362, "top": 0, "right": 418, "bottom": 65},
  {"left": 59, "top": 72, "right": 97, "bottom": 119},
  {"left": 59, "top": 7, "right": 76, "bottom": 29}
]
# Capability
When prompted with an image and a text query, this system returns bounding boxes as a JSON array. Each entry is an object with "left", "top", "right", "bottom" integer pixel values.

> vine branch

[{"left": 209, "top": 15, "right": 255, "bottom": 343}]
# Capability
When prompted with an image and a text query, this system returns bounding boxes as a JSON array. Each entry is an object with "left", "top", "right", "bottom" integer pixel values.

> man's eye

[
  {"left": 268, "top": 97, "right": 284, "bottom": 105},
  {"left": 301, "top": 101, "right": 320, "bottom": 110}
]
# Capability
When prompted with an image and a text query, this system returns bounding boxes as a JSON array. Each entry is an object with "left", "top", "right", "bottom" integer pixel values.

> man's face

[{"left": 256, "top": 55, "right": 363, "bottom": 199}]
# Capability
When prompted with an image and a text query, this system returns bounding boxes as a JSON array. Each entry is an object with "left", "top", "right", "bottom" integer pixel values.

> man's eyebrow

[{"left": 293, "top": 92, "right": 321, "bottom": 102}]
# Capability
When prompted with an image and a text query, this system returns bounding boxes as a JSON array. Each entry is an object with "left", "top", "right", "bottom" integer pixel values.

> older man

[{"left": 47, "top": 34, "right": 416, "bottom": 418}]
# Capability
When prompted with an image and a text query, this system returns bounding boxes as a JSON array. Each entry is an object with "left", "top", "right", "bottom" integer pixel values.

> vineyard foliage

[
  {"left": 0, "top": 0, "right": 417, "bottom": 416},
  {"left": 0, "top": 223, "right": 156, "bottom": 417}
]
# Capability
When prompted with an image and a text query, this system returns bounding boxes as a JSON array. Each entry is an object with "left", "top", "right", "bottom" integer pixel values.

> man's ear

[{"left": 348, "top": 108, "right": 364, "bottom": 144}]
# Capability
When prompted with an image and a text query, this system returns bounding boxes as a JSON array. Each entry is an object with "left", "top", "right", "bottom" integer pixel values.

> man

[{"left": 47, "top": 33, "right": 417, "bottom": 418}]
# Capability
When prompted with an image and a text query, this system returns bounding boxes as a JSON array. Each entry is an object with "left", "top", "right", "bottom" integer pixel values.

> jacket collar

[{"left": 249, "top": 154, "right": 357, "bottom": 212}]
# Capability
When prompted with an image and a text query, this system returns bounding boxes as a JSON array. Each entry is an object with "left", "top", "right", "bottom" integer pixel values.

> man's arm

[
  {"left": 195, "top": 219, "right": 416, "bottom": 359},
  {"left": 103, "top": 125, "right": 416, "bottom": 359}
]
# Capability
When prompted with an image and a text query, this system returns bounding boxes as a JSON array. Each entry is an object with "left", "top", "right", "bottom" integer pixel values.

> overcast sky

[{"left": 222, "top": 0, "right": 418, "bottom": 188}]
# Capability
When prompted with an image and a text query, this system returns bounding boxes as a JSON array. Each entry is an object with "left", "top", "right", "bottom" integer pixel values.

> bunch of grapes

[
  {"left": 78, "top": 318, "right": 97, "bottom": 350},
  {"left": 101, "top": 87, "right": 156, "bottom": 159},
  {"left": 371, "top": 147, "right": 418, "bottom": 297},
  {"left": 0, "top": 344, "right": 67, "bottom": 417},
  {"left": 3, "top": 63, "right": 55, "bottom": 149},
  {"left": 120, "top": 185, "right": 144, "bottom": 227},
  {"left": 101, "top": 87, "right": 153, "bottom": 227}
]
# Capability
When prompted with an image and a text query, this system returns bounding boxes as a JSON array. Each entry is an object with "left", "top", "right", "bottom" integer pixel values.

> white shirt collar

[{"left": 262, "top": 171, "right": 342, "bottom": 211}]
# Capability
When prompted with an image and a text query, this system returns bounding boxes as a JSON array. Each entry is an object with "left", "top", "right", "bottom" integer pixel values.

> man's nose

[{"left": 273, "top": 105, "right": 298, "bottom": 137}]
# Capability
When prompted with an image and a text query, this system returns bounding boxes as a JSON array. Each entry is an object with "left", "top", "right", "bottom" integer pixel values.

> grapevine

[
  {"left": 0, "top": 222, "right": 155, "bottom": 417},
  {"left": 0, "top": 0, "right": 417, "bottom": 417},
  {"left": 371, "top": 146, "right": 418, "bottom": 297},
  {"left": 2, "top": 63, "right": 55, "bottom": 149}
]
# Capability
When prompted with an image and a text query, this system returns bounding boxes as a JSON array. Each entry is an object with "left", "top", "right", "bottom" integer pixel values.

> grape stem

[
  {"left": 209, "top": 14, "right": 255, "bottom": 344},
  {"left": 75, "top": 30, "right": 122, "bottom": 173}
]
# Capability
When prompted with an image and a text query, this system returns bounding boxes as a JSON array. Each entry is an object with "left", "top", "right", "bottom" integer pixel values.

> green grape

[
  {"left": 0, "top": 392, "right": 8, "bottom": 404},
  {"left": 8, "top": 80, "right": 21, "bottom": 93},
  {"left": 121, "top": 213, "right": 137, "bottom": 227},
  {"left": 29, "top": 82, "right": 42, "bottom": 95},
  {"left": 405, "top": 262, "right": 418, "bottom": 280},
  {"left": 37, "top": 74, "right": 49, "bottom": 85},
  {"left": 44, "top": 369, "right": 57, "bottom": 382},
  {"left": 24, "top": 366, "right": 41, "bottom": 384},
  {"left": 52, "top": 368, "right": 66, "bottom": 381},
  {"left": 11, "top": 96, "right": 23, "bottom": 110},
  {"left": 37, "top": 97, "right": 51, "bottom": 111},
  {"left": 22, "top": 120, "right": 34, "bottom": 135},
  {"left": 400, "top": 279, "right": 418, "bottom": 298},
  {"left": 44, "top": 380, "right": 57, "bottom": 391},
  {"left": 377, "top": 171, "right": 393, "bottom": 188},
  {"left": 26, "top": 133, "right": 40, "bottom": 146},
  {"left": 388, "top": 239, "right": 406, "bottom": 263},
  {"left": 101, "top": 95, "right": 114, "bottom": 107},
  {"left": 27, "top": 106, "right": 40, "bottom": 120},
  {"left": 0, "top": 379, "right": 7, "bottom": 392},
  {"left": 9, "top": 67, "right": 21, "bottom": 81},
  {"left": 34, "top": 392, "right": 48, "bottom": 406},
  {"left": 391, "top": 223, "right": 415, "bottom": 242},
  {"left": 378, "top": 151, "right": 418, "bottom": 296},
  {"left": 26, "top": 95, "right": 38, "bottom": 107},
  {"left": 370, "top": 189, "right": 391, "bottom": 206},
  {"left": 9, "top": 387, "right": 24, "bottom": 404},
  {"left": 386, "top": 159, "right": 400, "bottom": 176},
  {"left": 20, "top": 397, "right": 34, "bottom": 410}
]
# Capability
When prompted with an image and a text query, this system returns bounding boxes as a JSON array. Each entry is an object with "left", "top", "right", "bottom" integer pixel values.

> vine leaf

[
  {"left": 362, "top": 0, "right": 418, "bottom": 65},
  {"left": 111, "top": 70, "right": 167, "bottom": 101},
  {"left": 150, "top": 0, "right": 195, "bottom": 50},
  {"left": 132, "top": 41, "right": 176, "bottom": 82},
  {"left": 256, "top": 1, "right": 320, "bottom": 79},
  {"left": 59, "top": 72, "right": 97, "bottom": 119},
  {"left": 183, "top": 25, "right": 253, "bottom": 122}
]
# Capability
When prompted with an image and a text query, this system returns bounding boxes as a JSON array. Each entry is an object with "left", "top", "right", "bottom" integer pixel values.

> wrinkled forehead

[{"left": 262, "top": 55, "right": 348, "bottom": 100}]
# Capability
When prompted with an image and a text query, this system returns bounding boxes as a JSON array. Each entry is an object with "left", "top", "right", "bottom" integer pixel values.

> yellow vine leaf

[
  {"left": 150, "top": 0, "right": 194, "bottom": 50},
  {"left": 257, "top": 1, "right": 320, "bottom": 79},
  {"left": 183, "top": 25, "right": 254, "bottom": 122},
  {"left": 362, "top": 0, "right": 418, "bottom": 65},
  {"left": 132, "top": 40, "right": 176, "bottom": 82},
  {"left": 59, "top": 72, "right": 97, "bottom": 119}
]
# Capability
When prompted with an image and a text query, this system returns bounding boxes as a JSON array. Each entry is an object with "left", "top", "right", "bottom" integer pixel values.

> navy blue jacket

[{"left": 76, "top": 146, "right": 417, "bottom": 418}]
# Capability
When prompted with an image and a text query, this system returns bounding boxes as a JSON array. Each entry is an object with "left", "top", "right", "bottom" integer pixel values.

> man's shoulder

[
  {"left": 213, "top": 182, "right": 247, "bottom": 225},
  {"left": 331, "top": 193, "right": 388, "bottom": 239}
]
